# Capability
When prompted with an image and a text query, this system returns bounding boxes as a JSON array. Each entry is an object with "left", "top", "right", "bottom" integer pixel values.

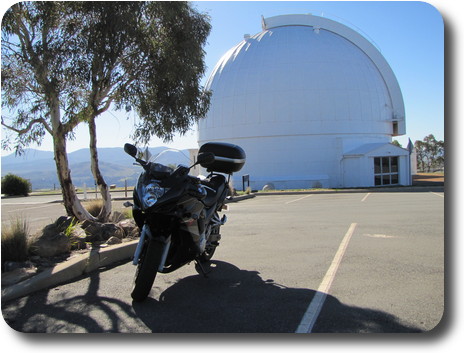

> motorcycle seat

[{"left": 201, "top": 174, "right": 227, "bottom": 208}]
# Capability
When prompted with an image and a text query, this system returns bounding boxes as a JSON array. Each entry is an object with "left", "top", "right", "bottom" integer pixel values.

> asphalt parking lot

[{"left": 2, "top": 191, "right": 444, "bottom": 333}]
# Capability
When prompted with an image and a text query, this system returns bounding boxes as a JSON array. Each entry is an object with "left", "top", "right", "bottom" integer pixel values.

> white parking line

[
  {"left": 295, "top": 222, "right": 357, "bottom": 333},
  {"left": 430, "top": 192, "right": 444, "bottom": 198},
  {"left": 361, "top": 193, "right": 371, "bottom": 202},
  {"left": 285, "top": 195, "right": 312, "bottom": 204}
]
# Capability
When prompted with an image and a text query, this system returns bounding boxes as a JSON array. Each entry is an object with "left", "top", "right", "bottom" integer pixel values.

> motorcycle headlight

[{"left": 142, "top": 182, "right": 165, "bottom": 209}]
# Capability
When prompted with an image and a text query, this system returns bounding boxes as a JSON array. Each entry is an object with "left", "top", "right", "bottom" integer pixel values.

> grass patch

[
  {"left": 122, "top": 208, "right": 133, "bottom": 219},
  {"left": 82, "top": 199, "right": 104, "bottom": 217},
  {"left": 63, "top": 218, "right": 78, "bottom": 238},
  {"left": 1, "top": 217, "right": 31, "bottom": 263},
  {"left": 235, "top": 187, "right": 253, "bottom": 196}
]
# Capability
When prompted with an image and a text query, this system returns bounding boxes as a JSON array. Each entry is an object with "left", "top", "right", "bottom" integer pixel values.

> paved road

[
  {"left": 1, "top": 191, "right": 131, "bottom": 234},
  {"left": 2, "top": 191, "right": 444, "bottom": 333}
]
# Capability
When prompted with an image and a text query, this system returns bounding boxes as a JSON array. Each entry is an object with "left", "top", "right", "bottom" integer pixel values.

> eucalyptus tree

[
  {"left": 414, "top": 134, "right": 444, "bottom": 172},
  {"left": 2, "top": 1, "right": 211, "bottom": 221}
]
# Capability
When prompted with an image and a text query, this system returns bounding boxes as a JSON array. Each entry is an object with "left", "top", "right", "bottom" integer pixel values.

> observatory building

[{"left": 198, "top": 14, "right": 410, "bottom": 189}]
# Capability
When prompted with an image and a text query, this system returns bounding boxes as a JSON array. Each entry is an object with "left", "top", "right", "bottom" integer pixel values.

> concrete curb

[
  {"left": 1, "top": 240, "right": 138, "bottom": 303},
  {"left": 225, "top": 194, "right": 256, "bottom": 202}
]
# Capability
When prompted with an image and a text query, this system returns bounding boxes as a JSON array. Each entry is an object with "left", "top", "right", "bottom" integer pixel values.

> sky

[{"left": 1, "top": 1, "right": 447, "bottom": 156}]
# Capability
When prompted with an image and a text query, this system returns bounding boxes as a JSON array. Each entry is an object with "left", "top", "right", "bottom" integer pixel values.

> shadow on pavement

[
  {"left": 132, "top": 261, "right": 423, "bottom": 333},
  {"left": 2, "top": 260, "right": 423, "bottom": 333},
  {"left": 2, "top": 267, "right": 141, "bottom": 333}
]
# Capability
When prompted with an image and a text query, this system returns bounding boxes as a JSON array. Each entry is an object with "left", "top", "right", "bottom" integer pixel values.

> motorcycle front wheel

[
  {"left": 131, "top": 238, "right": 165, "bottom": 302},
  {"left": 199, "top": 244, "right": 216, "bottom": 263}
]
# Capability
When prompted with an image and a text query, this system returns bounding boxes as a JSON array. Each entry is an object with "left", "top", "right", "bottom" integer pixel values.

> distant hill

[{"left": 1, "top": 146, "right": 195, "bottom": 190}]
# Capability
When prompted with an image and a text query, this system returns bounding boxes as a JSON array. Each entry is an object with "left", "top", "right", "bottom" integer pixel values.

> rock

[
  {"left": 80, "top": 220, "right": 104, "bottom": 242},
  {"left": 104, "top": 223, "right": 125, "bottom": 239},
  {"left": 81, "top": 220, "right": 125, "bottom": 242},
  {"left": 106, "top": 236, "right": 122, "bottom": 245},
  {"left": 262, "top": 183, "right": 275, "bottom": 191},
  {"left": 54, "top": 216, "right": 76, "bottom": 232},
  {"left": 68, "top": 226, "right": 88, "bottom": 250},
  {"left": 30, "top": 224, "right": 71, "bottom": 257},
  {"left": 117, "top": 219, "right": 139, "bottom": 238},
  {"left": 111, "top": 211, "right": 125, "bottom": 223}
]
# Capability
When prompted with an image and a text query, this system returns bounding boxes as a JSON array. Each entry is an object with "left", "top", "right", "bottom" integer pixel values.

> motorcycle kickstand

[{"left": 194, "top": 259, "right": 210, "bottom": 278}]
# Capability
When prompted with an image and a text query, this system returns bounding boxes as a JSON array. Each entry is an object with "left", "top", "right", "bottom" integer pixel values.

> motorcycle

[{"left": 124, "top": 142, "right": 246, "bottom": 302}]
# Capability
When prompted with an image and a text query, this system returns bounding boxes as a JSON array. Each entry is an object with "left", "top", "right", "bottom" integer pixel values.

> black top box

[{"left": 199, "top": 142, "right": 246, "bottom": 174}]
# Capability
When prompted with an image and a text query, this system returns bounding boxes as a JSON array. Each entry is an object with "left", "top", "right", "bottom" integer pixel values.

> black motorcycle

[{"left": 124, "top": 142, "right": 246, "bottom": 302}]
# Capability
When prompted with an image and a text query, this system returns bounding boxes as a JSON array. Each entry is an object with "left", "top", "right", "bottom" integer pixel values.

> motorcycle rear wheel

[{"left": 131, "top": 238, "right": 165, "bottom": 302}]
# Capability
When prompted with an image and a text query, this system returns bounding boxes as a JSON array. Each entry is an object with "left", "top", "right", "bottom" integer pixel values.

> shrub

[
  {"left": 1, "top": 173, "right": 32, "bottom": 196},
  {"left": 1, "top": 217, "right": 30, "bottom": 263}
]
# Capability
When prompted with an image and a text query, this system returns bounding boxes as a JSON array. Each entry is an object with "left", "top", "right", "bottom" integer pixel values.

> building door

[{"left": 374, "top": 156, "right": 399, "bottom": 186}]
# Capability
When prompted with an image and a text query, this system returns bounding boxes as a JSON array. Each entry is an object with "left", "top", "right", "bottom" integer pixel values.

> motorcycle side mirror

[
  {"left": 196, "top": 152, "right": 215, "bottom": 166},
  {"left": 124, "top": 143, "right": 138, "bottom": 158}
]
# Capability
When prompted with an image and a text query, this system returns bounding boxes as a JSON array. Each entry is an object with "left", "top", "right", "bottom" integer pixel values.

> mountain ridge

[{"left": 1, "top": 146, "right": 195, "bottom": 190}]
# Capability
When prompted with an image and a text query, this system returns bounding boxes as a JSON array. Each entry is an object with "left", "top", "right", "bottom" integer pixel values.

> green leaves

[
  {"left": 120, "top": 1, "right": 212, "bottom": 143},
  {"left": 3, "top": 1, "right": 211, "bottom": 149}
]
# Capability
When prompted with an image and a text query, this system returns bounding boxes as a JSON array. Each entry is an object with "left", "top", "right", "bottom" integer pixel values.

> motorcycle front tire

[
  {"left": 199, "top": 245, "right": 216, "bottom": 263},
  {"left": 131, "top": 238, "right": 165, "bottom": 302}
]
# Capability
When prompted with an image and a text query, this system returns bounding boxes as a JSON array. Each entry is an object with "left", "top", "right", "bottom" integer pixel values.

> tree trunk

[
  {"left": 88, "top": 116, "right": 112, "bottom": 222},
  {"left": 48, "top": 94, "right": 95, "bottom": 222},
  {"left": 53, "top": 126, "right": 96, "bottom": 221}
]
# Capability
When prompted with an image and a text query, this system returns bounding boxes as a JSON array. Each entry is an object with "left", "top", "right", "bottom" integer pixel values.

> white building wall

[
  {"left": 342, "top": 144, "right": 410, "bottom": 187},
  {"left": 198, "top": 14, "right": 407, "bottom": 189},
  {"left": 223, "top": 135, "right": 399, "bottom": 190},
  {"left": 341, "top": 157, "right": 364, "bottom": 187},
  {"left": 398, "top": 155, "right": 410, "bottom": 185}
]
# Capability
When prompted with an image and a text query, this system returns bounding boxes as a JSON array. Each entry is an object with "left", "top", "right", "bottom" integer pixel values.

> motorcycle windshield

[{"left": 148, "top": 148, "right": 193, "bottom": 174}]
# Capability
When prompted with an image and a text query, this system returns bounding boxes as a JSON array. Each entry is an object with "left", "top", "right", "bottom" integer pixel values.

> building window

[{"left": 374, "top": 156, "right": 399, "bottom": 186}]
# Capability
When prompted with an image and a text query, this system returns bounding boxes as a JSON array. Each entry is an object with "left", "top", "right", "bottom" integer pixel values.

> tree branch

[
  {"left": 1, "top": 116, "right": 52, "bottom": 135},
  {"left": 95, "top": 96, "right": 114, "bottom": 116}
]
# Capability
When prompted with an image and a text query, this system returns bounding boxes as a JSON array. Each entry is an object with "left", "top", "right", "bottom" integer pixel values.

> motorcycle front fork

[{"left": 133, "top": 224, "right": 171, "bottom": 273}]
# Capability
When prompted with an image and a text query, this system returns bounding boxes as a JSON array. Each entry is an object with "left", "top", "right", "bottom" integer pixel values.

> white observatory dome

[{"left": 198, "top": 14, "right": 408, "bottom": 189}]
